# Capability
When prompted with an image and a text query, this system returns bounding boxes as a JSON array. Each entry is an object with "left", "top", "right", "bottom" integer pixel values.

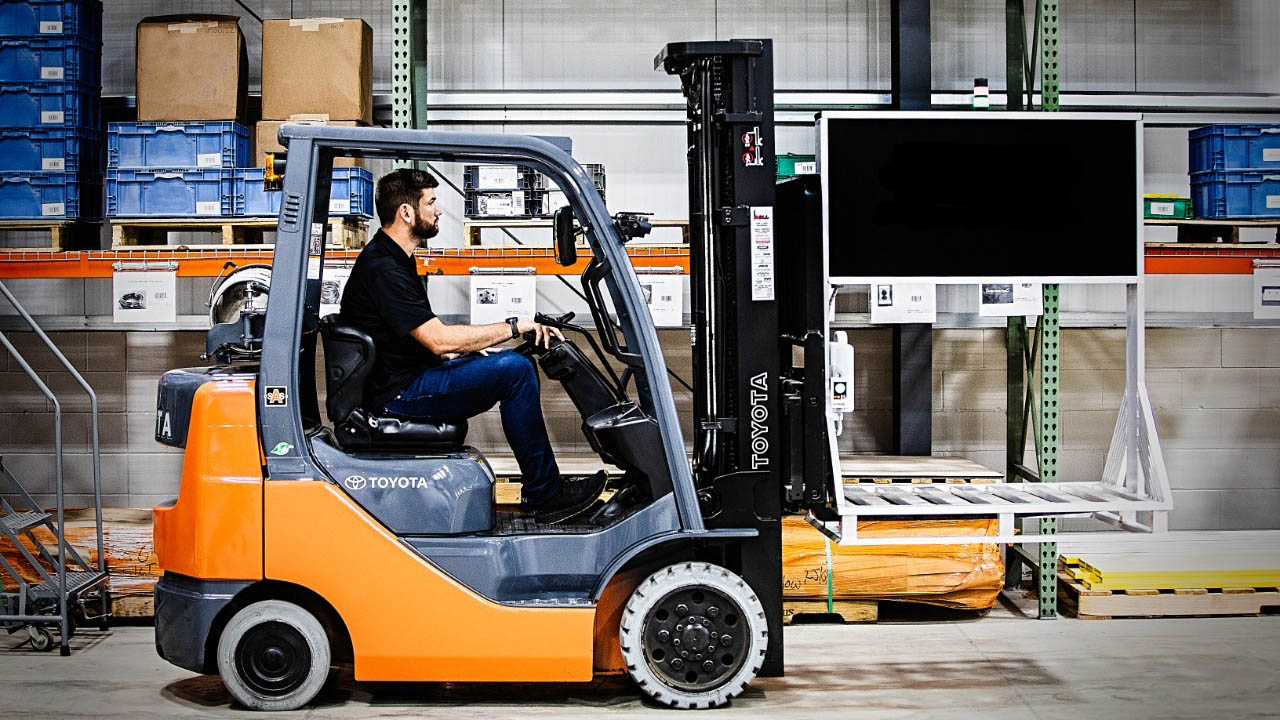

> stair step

[
  {"left": 30, "top": 571, "right": 107, "bottom": 601},
  {"left": 1, "top": 510, "right": 50, "bottom": 535}
]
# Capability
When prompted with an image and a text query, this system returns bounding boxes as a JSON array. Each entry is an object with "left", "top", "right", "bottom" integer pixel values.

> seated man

[{"left": 340, "top": 168, "right": 606, "bottom": 522}]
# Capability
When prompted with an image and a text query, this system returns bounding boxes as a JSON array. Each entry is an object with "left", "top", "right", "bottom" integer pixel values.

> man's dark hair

[{"left": 375, "top": 168, "right": 440, "bottom": 226}]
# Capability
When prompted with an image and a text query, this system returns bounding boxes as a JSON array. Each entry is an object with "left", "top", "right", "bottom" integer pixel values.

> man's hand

[{"left": 518, "top": 317, "right": 565, "bottom": 349}]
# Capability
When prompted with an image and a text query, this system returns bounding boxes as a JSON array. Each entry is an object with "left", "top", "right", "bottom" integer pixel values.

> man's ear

[{"left": 400, "top": 203, "right": 413, "bottom": 224}]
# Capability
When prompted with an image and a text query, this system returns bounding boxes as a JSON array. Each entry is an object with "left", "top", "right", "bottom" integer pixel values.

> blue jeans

[{"left": 382, "top": 351, "right": 562, "bottom": 504}]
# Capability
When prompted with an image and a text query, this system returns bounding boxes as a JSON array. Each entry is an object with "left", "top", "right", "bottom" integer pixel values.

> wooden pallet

[
  {"left": 1058, "top": 571, "right": 1280, "bottom": 619},
  {"left": 782, "top": 599, "right": 878, "bottom": 624},
  {"left": 463, "top": 218, "right": 690, "bottom": 247},
  {"left": 0, "top": 219, "right": 102, "bottom": 251},
  {"left": 1145, "top": 218, "right": 1280, "bottom": 243},
  {"left": 110, "top": 216, "right": 368, "bottom": 248}
]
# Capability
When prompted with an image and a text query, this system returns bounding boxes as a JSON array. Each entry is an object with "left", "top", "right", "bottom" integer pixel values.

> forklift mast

[{"left": 658, "top": 39, "right": 784, "bottom": 677}]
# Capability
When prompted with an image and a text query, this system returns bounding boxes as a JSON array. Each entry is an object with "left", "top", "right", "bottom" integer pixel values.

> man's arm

[{"left": 409, "top": 316, "right": 562, "bottom": 356}]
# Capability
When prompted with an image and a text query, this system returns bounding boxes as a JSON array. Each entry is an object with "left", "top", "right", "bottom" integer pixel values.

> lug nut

[
  {"left": 673, "top": 638, "right": 681, "bottom": 646},
  {"left": 720, "top": 635, "right": 733, "bottom": 647},
  {"left": 671, "top": 658, "right": 684, "bottom": 670},
  {"left": 657, "top": 630, "right": 670, "bottom": 643},
  {"left": 707, "top": 646, "right": 715, "bottom": 653},
  {"left": 696, "top": 654, "right": 702, "bottom": 660},
  {"left": 676, "top": 624, "right": 684, "bottom": 632},
  {"left": 707, "top": 606, "right": 719, "bottom": 618},
  {"left": 711, "top": 632, "right": 719, "bottom": 639},
  {"left": 676, "top": 604, "right": 689, "bottom": 616},
  {"left": 681, "top": 650, "right": 689, "bottom": 658},
  {"left": 703, "top": 661, "right": 715, "bottom": 672}
]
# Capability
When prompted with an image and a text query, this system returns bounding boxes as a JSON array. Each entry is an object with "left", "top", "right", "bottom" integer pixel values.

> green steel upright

[
  {"left": 392, "top": 1, "right": 429, "bottom": 165},
  {"left": 1004, "top": 0, "right": 1062, "bottom": 619}
]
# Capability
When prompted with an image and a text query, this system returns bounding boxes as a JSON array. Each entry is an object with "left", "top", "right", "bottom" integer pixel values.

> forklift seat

[{"left": 318, "top": 315, "right": 467, "bottom": 451}]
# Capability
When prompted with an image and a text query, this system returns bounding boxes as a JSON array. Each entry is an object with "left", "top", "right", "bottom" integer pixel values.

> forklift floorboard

[{"left": 3, "top": 601, "right": 1275, "bottom": 718}]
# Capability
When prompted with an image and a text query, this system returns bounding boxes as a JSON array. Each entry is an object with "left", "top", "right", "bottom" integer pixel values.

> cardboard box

[
  {"left": 262, "top": 18, "right": 373, "bottom": 124},
  {"left": 135, "top": 15, "right": 247, "bottom": 122},
  {"left": 255, "top": 119, "right": 365, "bottom": 168}
]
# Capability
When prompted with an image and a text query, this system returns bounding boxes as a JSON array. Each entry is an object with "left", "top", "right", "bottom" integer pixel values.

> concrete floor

[{"left": 2, "top": 604, "right": 1278, "bottom": 719}]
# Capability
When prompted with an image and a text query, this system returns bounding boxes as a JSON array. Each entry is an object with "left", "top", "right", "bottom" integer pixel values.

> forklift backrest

[{"left": 317, "top": 315, "right": 375, "bottom": 425}]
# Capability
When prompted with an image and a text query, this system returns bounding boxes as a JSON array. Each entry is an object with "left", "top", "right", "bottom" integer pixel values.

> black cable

[
  {"left": 230, "top": 0, "right": 263, "bottom": 24},
  {"left": 423, "top": 161, "right": 694, "bottom": 394}
]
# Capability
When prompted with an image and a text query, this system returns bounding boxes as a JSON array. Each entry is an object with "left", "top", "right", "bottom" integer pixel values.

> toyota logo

[{"left": 344, "top": 475, "right": 366, "bottom": 490}]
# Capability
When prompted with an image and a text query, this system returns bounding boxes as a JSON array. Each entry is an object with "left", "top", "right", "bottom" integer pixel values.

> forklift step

[
  {"left": 30, "top": 571, "right": 107, "bottom": 601},
  {"left": 1, "top": 511, "right": 50, "bottom": 535}
]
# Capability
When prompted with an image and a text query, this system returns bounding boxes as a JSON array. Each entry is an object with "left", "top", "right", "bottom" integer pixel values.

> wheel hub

[
  {"left": 235, "top": 621, "right": 312, "bottom": 697},
  {"left": 642, "top": 586, "right": 747, "bottom": 692}
]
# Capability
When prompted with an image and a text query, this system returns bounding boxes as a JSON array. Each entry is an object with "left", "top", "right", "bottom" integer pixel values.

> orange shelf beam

[
  {"left": 1144, "top": 242, "right": 1280, "bottom": 275},
  {"left": 0, "top": 246, "right": 689, "bottom": 279}
]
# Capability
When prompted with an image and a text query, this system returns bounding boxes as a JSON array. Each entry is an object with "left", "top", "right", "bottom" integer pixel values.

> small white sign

[
  {"left": 329, "top": 198, "right": 351, "bottom": 215},
  {"left": 196, "top": 153, "right": 222, "bottom": 168},
  {"left": 477, "top": 165, "right": 520, "bottom": 190},
  {"left": 40, "top": 66, "right": 64, "bottom": 80},
  {"left": 750, "top": 206, "right": 774, "bottom": 301},
  {"left": 42, "top": 158, "right": 65, "bottom": 171},
  {"left": 319, "top": 265, "right": 352, "bottom": 317},
  {"left": 1264, "top": 148, "right": 1280, "bottom": 163},
  {"left": 1148, "top": 202, "right": 1175, "bottom": 216},
  {"left": 476, "top": 191, "right": 525, "bottom": 217},
  {"left": 40, "top": 202, "right": 65, "bottom": 217},
  {"left": 1255, "top": 267, "right": 1280, "bottom": 320},
  {"left": 470, "top": 274, "right": 537, "bottom": 325},
  {"left": 1267, "top": 195, "right": 1280, "bottom": 210},
  {"left": 41, "top": 111, "right": 64, "bottom": 124},
  {"left": 869, "top": 283, "right": 936, "bottom": 324},
  {"left": 636, "top": 274, "right": 683, "bottom": 327},
  {"left": 795, "top": 161, "right": 817, "bottom": 174},
  {"left": 40, "top": 21, "right": 63, "bottom": 33},
  {"left": 195, "top": 201, "right": 220, "bottom": 215},
  {"left": 113, "top": 271, "right": 177, "bottom": 323},
  {"left": 978, "top": 282, "right": 1043, "bottom": 317}
]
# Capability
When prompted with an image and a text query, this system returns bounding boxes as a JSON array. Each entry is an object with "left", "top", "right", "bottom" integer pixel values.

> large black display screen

[{"left": 822, "top": 114, "right": 1139, "bottom": 279}]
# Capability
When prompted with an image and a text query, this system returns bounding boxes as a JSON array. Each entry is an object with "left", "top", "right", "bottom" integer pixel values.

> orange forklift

[{"left": 151, "top": 41, "right": 811, "bottom": 710}]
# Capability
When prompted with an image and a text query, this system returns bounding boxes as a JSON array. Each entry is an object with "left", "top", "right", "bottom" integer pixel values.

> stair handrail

[{"left": 0, "top": 281, "right": 107, "bottom": 644}]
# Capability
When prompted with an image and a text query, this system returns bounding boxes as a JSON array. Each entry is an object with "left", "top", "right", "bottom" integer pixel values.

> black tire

[
  {"left": 216, "top": 600, "right": 331, "bottom": 712},
  {"left": 619, "top": 562, "right": 768, "bottom": 709}
]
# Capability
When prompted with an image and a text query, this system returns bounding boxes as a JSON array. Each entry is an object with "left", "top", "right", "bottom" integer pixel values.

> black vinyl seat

[{"left": 318, "top": 315, "right": 467, "bottom": 451}]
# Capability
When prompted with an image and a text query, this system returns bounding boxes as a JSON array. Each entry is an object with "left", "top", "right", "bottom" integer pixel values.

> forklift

[{"left": 151, "top": 41, "right": 826, "bottom": 711}]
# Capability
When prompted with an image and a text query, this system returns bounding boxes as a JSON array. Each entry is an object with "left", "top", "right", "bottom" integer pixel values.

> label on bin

[
  {"left": 41, "top": 203, "right": 65, "bottom": 217},
  {"left": 479, "top": 192, "right": 523, "bottom": 216},
  {"left": 478, "top": 166, "right": 519, "bottom": 190},
  {"left": 195, "top": 201, "right": 220, "bottom": 215},
  {"left": 1264, "top": 149, "right": 1280, "bottom": 163},
  {"left": 41, "top": 67, "right": 64, "bottom": 80},
  {"left": 330, "top": 198, "right": 350, "bottom": 214},
  {"left": 41, "top": 111, "right": 64, "bottom": 124},
  {"left": 1268, "top": 195, "right": 1280, "bottom": 210},
  {"left": 197, "top": 153, "right": 222, "bottom": 168},
  {"left": 42, "top": 158, "right": 65, "bottom": 171},
  {"left": 40, "top": 21, "right": 63, "bottom": 34},
  {"left": 1149, "top": 202, "right": 1175, "bottom": 216},
  {"left": 795, "top": 161, "right": 817, "bottom": 174}
]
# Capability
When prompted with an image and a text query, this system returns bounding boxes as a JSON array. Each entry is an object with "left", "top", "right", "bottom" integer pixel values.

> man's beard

[{"left": 412, "top": 212, "right": 439, "bottom": 242}]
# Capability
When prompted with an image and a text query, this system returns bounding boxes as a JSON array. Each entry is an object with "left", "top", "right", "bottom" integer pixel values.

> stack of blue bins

[
  {"left": 104, "top": 121, "right": 374, "bottom": 221},
  {"left": 1189, "top": 124, "right": 1280, "bottom": 219},
  {"left": 0, "top": 0, "right": 104, "bottom": 221},
  {"left": 106, "top": 121, "right": 246, "bottom": 217}
]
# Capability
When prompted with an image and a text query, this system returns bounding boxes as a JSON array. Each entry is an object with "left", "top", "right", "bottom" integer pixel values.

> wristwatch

[{"left": 506, "top": 316, "right": 521, "bottom": 339}]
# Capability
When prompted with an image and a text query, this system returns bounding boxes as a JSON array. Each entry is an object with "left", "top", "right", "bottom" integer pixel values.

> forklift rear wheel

[
  {"left": 619, "top": 562, "right": 767, "bottom": 709},
  {"left": 216, "top": 600, "right": 331, "bottom": 712},
  {"left": 27, "top": 625, "right": 53, "bottom": 652}
]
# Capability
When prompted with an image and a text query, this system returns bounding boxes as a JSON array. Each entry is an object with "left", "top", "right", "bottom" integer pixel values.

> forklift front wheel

[
  {"left": 619, "top": 562, "right": 767, "bottom": 709},
  {"left": 216, "top": 600, "right": 332, "bottom": 712}
]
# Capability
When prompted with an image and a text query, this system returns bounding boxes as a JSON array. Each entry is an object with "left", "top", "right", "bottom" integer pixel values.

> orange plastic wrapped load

[
  {"left": 781, "top": 515, "right": 1004, "bottom": 610},
  {"left": 0, "top": 509, "right": 160, "bottom": 603}
]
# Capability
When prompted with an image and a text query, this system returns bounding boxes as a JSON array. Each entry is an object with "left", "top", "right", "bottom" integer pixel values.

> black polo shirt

[{"left": 339, "top": 229, "right": 438, "bottom": 409}]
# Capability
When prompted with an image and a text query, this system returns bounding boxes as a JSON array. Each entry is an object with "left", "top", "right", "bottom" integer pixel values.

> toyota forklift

[{"left": 151, "top": 41, "right": 821, "bottom": 711}]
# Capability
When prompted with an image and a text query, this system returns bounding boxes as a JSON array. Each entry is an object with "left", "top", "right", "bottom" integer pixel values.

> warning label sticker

[{"left": 750, "top": 206, "right": 775, "bottom": 301}]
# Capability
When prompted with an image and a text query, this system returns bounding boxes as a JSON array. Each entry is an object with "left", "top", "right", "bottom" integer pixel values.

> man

[{"left": 340, "top": 168, "right": 606, "bottom": 522}]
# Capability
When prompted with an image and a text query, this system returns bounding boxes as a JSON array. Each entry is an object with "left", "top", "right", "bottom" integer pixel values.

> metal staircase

[{"left": 0, "top": 281, "right": 109, "bottom": 654}]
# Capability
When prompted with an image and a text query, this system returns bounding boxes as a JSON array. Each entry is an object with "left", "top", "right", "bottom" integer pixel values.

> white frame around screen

[{"left": 811, "top": 111, "right": 1172, "bottom": 547}]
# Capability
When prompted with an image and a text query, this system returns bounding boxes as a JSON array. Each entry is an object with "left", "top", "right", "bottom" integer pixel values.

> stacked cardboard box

[
  {"left": 135, "top": 15, "right": 247, "bottom": 122},
  {"left": 258, "top": 18, "right": 372, "bottom": 169}
]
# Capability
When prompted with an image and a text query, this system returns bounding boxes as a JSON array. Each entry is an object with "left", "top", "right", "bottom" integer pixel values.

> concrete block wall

[{"left": 1, "top": 327, "right": 1277, "bottom": 530}]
